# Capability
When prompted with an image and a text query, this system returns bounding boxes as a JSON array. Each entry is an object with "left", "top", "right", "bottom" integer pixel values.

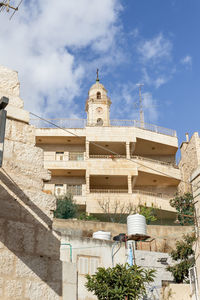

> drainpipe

[{"left": 61, "top": 243, "right": 72, "bottom": 262}]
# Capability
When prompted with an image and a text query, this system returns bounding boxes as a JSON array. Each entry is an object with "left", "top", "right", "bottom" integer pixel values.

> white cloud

[
  {"left": 154, "top": 76, "right": 168, "bottom": 89},
  {"left": 138, "top": 33, "right": 172, "bottom": 63},
  {"left": 181, "top": 55, "right": 192, "bottom": 67},
  {"left": 141, "top": 68, "right": 170, "bottom": 89},
  {"left": 110, "top": 83, "right": 158, "bottom": 123},
  {"left": 143, "top": 92, "right": 158, "bottom": 122},
  {"left": 0, "top": 0, "right": 122, "bottom": 117}
]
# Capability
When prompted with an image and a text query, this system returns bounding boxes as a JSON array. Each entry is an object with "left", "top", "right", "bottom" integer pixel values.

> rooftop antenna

[
  {"left": 96, "top": 68, "right": 99, "bottom": 82},
  {"left": 0, "top": 0, "right": 23, "bottom": 19},
  {"left": 136, "top": 83, "right": 144, "bottom": 125}
]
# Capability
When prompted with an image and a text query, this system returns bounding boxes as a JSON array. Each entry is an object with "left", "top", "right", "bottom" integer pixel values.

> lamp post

[{"left": 0, "top": 97, "right": 9, "bottom": 167}]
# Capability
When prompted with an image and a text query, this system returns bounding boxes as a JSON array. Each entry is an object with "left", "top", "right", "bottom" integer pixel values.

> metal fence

[
  {"left": 31, "top": 118, "right": 87, "bottom": 129},
  {"left": 30, "top": 118, "right": 176, "bottom": 137}
]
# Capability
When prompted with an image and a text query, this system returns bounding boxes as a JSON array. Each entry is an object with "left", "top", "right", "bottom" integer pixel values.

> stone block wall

[
  {"left": 179, "top": 132, "right": 200, "bottom": 193},
  {"left": 0, "top": 66, "right": 63, "bottom": 300}
]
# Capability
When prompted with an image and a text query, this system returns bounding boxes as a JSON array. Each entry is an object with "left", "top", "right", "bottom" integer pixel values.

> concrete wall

[
  {"left": 59, "top": 233, "right": 173, "bottom": 300},
  {"left": 53, "top": 219, "right": 193, "bottom": 253},
  {"left": 0, "top": 66, "right": 63, "bottom": 300},
  {"left": 161, "top": 284, "right": 192, "bottom": 300}
]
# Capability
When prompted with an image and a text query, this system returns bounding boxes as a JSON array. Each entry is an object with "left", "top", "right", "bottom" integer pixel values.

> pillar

[
  {"left": 128, "top": 175, "right": 132, "bottom": 194},
  {"left": 126, "top": 142, "right": 130, "bottom": 159},
  {"left": 86, "top": 175, "right": 90, "bottom": 193},
  {"left": 86, "top": 141, "right": 89, "bottom": 159}
]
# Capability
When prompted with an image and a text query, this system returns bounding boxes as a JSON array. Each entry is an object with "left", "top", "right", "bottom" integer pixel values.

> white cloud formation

[
  {"left": 143, "top": 92, "right": 158, "bottom": 122},
  {"left": 181, "top": 55, "right": 192, "bottom": 67},
  {"left": 0, "top": 0, "right": 122, "bottom": 118},
  {"left": 110, "top": 83, "right": 158, "bottom": 123},
  {"left": 138, "top": 33, "right": 172, "bottom": 63}
]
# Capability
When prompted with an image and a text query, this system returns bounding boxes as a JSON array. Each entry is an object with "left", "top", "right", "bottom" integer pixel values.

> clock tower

[{"left": 85, "top": 71, "right": 111, "bottom": 126}]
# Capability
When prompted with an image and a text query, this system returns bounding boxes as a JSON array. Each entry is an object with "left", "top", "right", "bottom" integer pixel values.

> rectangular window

[
  {"left": 55, "top": 152, "right": 64, "bottom": 161},
  {"left": 67, "top": 184, "right": 82, "bottom": 196},
  {"left": 69, "top": 152, "right": 84, "bottom": 161},
  {"left": 78, "top": 256, "right": 100, "bottom": 275},
  {"left": 55, "top": 184, "right": 64, "bottom": 196}
]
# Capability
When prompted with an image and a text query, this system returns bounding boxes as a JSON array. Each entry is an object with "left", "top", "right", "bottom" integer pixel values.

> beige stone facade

[
  {"left": 179, "top": 132, "right": 200, "bottom": 299},
  {"left": 179, "top": 132, "right": 200, "bottom": 193},
  {"left": 34, "top": 79, "right": 181, "bottom": 220},
  {"left": 0, "top": 66, "right": 64, "bottom": 300}
]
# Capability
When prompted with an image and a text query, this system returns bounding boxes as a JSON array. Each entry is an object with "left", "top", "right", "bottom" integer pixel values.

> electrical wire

[{"left": 30, "top": 111, "right": 199, "bottom": 190}]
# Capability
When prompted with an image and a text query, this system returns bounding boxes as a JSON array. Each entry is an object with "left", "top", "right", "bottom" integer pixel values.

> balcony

[
  {"left": 131, "top": 155, "right": 180, "bottom": 180},
  {"left": 87, "top": 190, "right": 175, "bottom": 214},
  {"left": 44, "top": 152, "right": 86, "bottom": 170}
]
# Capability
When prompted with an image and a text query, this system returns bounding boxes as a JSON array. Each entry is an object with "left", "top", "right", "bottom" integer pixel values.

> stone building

[
  {"left": 0, "top": 65, "right": 77, "bottom": 300},
  {"left": 179, "top": 132, "right": 200, "bottom": 298},
  {"left": 33, "top": 77, "right": 181, "bottom": 223}
]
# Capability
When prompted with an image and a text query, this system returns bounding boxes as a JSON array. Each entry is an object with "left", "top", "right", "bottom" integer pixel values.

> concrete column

[
  {"left": 128, "top": 175, "right": 132, "bottom": 194},
  {"left": 63, "top": 261, "right": 77, "bottom": 300},
  {"left": 126, "top": 142, "right": 130, "bottom": 159},
  {"left": 86, "top": 141, "right": 89, "bottom": 159},
  {"left": 86, "top": 175, "right": 90, "bottom": 193}
]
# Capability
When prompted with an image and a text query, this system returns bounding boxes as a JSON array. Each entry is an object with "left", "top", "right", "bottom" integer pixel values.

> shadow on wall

[{"left": 0, "top": 170, "right": 62, "bottom": 298}]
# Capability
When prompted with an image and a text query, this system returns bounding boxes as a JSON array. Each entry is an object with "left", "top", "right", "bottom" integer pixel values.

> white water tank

[
  {"left": 92, "top": 231, "right": 111, "bottom": 241},
  {"left": 127, "top": 214, "right": 147, "bottom": 236}
]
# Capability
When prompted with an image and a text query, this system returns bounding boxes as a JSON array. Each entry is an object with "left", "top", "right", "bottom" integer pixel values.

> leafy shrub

[
  {"left": 86, "top": 263, "right": 155, "bottom": 299},
  {"left": 54, "top": 193, "right": 77, "bottom": 219}
]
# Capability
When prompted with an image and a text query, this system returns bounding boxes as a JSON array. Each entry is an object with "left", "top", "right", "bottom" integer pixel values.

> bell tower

[{"left": 85, "top": 70, "right": 111, "bottom": 126}]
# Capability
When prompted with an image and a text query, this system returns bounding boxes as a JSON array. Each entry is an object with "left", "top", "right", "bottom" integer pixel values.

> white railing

[
  {"left": 90, "top": 188, "right": 171, "bottom": 199},
  {"left": 31, "top": 118, "right": 176, "bottom": 137},
  {"left": 90, "top": 189, "right": 128, "bottom": 193},
  {"left": 31, "top": 118, "right": 87, "bottom": 129},
  {"left": 131, "top": 155, "right": 178, "bottom": 168},
  {"left": 69, "top": 152, "right": 84, "bottom": 161},
  {"left": 132, "top": 189, "right": 171, "bottom": 199},
  {"left": 89, "top": 154, "right": 126, "bottom": 159}
]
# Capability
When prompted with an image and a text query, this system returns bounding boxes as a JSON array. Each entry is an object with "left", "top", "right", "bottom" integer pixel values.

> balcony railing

[
  {"left": 90, "top": 188, "right": 171, "bottom": 199},
  {"left": 131, "top": 155, "right": 178, "bottom": 168},
  {"left": 89, "top": 154, "right": 126, "bottom": 159},
  {"left": 90, "top": 189, "right": 128, "bottom": 193},
  {"left": 69, "top": 152, "right": 84, "bottom": 161},
  {"left": 132, "top": 189, "right": 171, "bottom": 199},
  {"left": 31, "top": 118, "right": 176, "bottom": 137}
]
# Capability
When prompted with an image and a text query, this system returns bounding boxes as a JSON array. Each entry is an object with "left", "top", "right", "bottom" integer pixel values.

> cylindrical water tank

[
  {"left": 127, "top": 214, "right": 147, "bottom": 236},
  {"left": 92, "top": 231, "right": 111, "bottom": 241}
]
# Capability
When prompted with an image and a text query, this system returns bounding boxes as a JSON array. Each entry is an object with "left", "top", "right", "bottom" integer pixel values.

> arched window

[
  {"left": 96, "top": 118, "right": 103, "bottom": 126},
  {"left": 97, "top": 92, "right": 101, "bottom": 99}
]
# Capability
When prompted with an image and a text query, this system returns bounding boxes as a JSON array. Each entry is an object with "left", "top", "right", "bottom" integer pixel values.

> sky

[{"left": 0, "top": 0, "right": 199, "bottom": 158}]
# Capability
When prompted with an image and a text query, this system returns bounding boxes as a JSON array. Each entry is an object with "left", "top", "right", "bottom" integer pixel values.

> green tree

[
  {"left": 85, "top": 263, "right": 156, "bottom": 300},
  {"left": 78, "top": 212, "right": 99, "bottom": 221},
  {"left": 54, "top": 193, "right": 77, "bottom": 219},
  {"left": 170, "top": 193, "right": 194, "bottom": 225},
  {"left": 138, "top": 205, "right": 157, "bottom": 225},
  {"left": 167, "top": 233, "right": 196, "bottom": 283}
]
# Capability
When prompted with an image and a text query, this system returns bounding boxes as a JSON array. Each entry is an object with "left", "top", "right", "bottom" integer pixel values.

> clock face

[{"left": 96, "top": 107, "right": 103, "bottom": 114}]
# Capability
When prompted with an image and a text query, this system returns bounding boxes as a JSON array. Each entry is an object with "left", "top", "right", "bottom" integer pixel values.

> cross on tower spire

[{"left": 96, "top": 68, "right": 99, "bottom": 82}]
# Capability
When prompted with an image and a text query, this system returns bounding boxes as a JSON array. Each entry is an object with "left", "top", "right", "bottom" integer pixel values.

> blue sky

[{"left": 0, "top": 0, "right": 199, "bottom": 155}]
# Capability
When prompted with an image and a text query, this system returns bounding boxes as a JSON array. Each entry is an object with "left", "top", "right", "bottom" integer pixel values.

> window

[
  {"left": 97, "top": 91, "right": 101, "bottom": 99},
  {"left": 69, "top": 152, "right": 84, "bottom": 161},
  {"left": 55, "top": 184, "right": 64, "bottom": 196},
  {"left": 96, "top": 118, "right": 103, "bottom": 126},
  {"left": 78, "top": 256, "right": 100, "bottom": 275},
  {"left": 56, "top": 152, "right": 64, "bottom": 161},
  {"left": 67, "top": 184, "right": 82, "bottom": 196}
]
